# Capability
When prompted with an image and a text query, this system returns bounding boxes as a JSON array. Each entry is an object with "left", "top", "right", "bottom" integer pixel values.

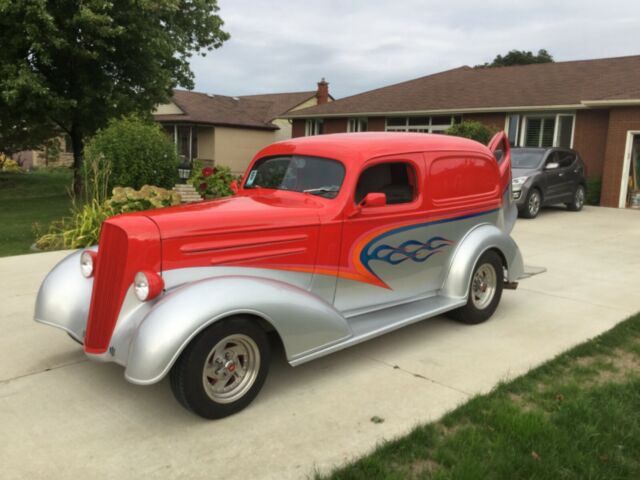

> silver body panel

[{"left": 35, "top": 209, "right": 524, "bottom": 385}]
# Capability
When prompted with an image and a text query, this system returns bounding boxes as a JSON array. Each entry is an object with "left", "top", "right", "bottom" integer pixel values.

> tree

[
  {"left": 0, "top": 0, "right": 229, "bottom": 194},
  {"left": 446, "top": 121, "right": 497, "bottom": 145},
  {"left": 476, "top": 49, "right": 554, "bottom": 68}
]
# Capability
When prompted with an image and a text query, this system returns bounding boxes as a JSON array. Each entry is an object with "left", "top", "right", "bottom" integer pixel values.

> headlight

[
  {"left": 80, "top": 250, "right": 97, "bottom": 278},
  {"left": 511, "top": 176, "right": 528, "bottom": 191},
  {"left": 134, "top": 270, "right": 164, "bottom": 302}
]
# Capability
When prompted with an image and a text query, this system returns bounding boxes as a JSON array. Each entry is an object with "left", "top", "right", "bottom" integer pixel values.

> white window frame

[
  {"left": 348, "top": 117, "right": 368, "bottom": 133},
  {"left": 505, "top": 115, "right": 520, "bottom": 146},
  {"left": 385, "top": 116, "right": 458, "bottom": 133},
  {"left": 517, "top": 113, "right": 575, "bottom": 148},
  {"left": 305, "top": 119, "right": 323, "bottom": 136}
]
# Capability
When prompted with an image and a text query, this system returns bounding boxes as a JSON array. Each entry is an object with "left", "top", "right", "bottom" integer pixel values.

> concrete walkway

[{"left": 1, "top": 206, "right": 639, "bottom": 479}]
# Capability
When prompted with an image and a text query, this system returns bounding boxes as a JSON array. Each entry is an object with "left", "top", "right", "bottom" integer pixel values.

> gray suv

[{"left": 511, "top": 147, "right": 586, "bottom": 218}]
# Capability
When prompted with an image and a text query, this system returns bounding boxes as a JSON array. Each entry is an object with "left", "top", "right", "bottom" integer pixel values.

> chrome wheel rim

[
  {"left": 202, "top": 334, "right": 260, "bottom": 404},
  {"left": 575, "top": 187, "right": 584, "bottom": 208},
  {"left": 528, "top": 191, "right": 540, "bottom": 216},
  {"left": 471, "top": 263, "right": 497, "bottom": 310}
]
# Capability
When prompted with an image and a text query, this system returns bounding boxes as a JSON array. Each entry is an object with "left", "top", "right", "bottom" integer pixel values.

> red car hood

[{"left": 140, "top": 190, "right": 324, "bottom": 240}]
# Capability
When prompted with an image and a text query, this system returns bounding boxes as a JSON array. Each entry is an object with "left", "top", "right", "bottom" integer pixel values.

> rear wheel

[
  {"left": 449, "top": 250, "right": 504, "bottom": 325},
  {"left": 566, "top": 185, "right": 585, "bottom": 211},
  {"left": 170, "top": 316, "right": 270, "bottom": 419},
  {"left": 520, "top": 188, "right": 542, "bottom": 218}
]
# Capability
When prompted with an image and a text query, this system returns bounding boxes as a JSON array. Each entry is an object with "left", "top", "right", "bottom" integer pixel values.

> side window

[
  {"left": 558, "top": 151, "right": 575, "bottom": 168},
  {"left": 355, "top": 162, "right": 416, "bottom": 205},
  {"left": 544, "top": 152, "right": 560, "bottom": 166}
]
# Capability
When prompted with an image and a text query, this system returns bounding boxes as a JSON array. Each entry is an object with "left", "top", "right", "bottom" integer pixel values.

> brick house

[
  {"left": 153, "top": 80, "right": 332, "bottom": 173},
  {"left": 286, "top": 56, "right": 640, "bottom": 208}
]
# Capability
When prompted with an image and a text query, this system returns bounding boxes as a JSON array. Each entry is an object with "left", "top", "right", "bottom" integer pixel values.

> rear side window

[
  {"left": 430, "top": 156, "right": 498, "bottom": 204},
  {"left": 355, "top": 162, "right": 416, "bottom": 205},
  {"left": 558, "top": 151, "right": 576, "bottom": 168}
]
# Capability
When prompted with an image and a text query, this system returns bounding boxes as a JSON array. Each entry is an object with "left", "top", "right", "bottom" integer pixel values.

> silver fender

[
  {"left": 440, "top": 224, "right": 524, "bottom": 300},
  {"left": 124, "top": 275, "right": 352, "bottom": 385},
  {"left": 34, "top": 249, "right": 93, "bottom": 342}
]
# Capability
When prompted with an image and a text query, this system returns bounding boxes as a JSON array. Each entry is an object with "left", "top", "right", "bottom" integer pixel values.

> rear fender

[
  {"left": 124, "top": 275, "right": 352, "bottom": 385},
  {"left": 440, "top": 224, "right": 524, "bottom": 300}
]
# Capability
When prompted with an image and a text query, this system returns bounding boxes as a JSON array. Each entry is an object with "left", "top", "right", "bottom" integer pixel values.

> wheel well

[
  {"left": 489, "top": 247, "right": 508, "bottom": 276},
  {"left": 224, "top": 313, "right": 287, "bottom": 358},
  {"left": 530, "top": 185, "right": 543, "bottom": 201}
]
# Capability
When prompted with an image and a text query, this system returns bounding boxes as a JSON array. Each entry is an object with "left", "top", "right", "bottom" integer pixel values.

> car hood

[
  {"left": 140, "top": 190, "right": 324, "bottom": 240},
  {"left": 512, "top": 167, "right": 539, "bottom": 178}
]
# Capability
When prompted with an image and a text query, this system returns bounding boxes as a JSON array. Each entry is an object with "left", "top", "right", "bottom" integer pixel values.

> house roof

[
  {"left": 153, "top": 89, "right": 317, "bottom": 130},
  {"left": 286, "top": 55, "right": 640, "bottom": 118}
]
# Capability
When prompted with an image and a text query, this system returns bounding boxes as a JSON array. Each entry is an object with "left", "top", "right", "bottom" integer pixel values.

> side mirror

[
  {"left": 545, "top": 162, "right": 559, "bottom": 170},
  {"left": 362, "top": 192, "right": 386, "bottom": 207}
]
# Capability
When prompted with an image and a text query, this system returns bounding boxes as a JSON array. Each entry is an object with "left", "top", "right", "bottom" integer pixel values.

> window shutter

[
  {"left": 525, "top": 118, "right": 542, "bottom": 147},
  {"left": 541, "top": 118, "right": 555, "bottom": 147}
]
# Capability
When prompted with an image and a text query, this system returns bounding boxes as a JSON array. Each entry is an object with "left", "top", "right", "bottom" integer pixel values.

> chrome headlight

[
  {"left": 511, "top": 176, "right": 529, "bottom": 191},
  {"left": 134, "top": 270, "right": 164, "bottom": 302},
  {"left": 80, "top": 250, "right": 97, "bottom": 278}
]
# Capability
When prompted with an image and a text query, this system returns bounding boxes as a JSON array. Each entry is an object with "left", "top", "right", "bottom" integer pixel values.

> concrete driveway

[{"left": 1, "top": 206, "right": 639, "bottom": 479}]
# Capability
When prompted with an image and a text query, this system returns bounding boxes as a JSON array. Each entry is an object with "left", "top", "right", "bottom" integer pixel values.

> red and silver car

[{"left": 35, "top": 132, "right": 524, "bottom": 419}]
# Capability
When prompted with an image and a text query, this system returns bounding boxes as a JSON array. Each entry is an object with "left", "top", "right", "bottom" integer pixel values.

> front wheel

[
  {"left": 449, "top": 250, "right": 504, "bottom": 325},
  {"left": 170, "top": 316, "right": 270, "bottom": 419},
  {"left": 520, "top": 188, "right": 541, "bottom": 219},
  {"left": 566, "top": 185, "right": 585, "bottom": 211}
]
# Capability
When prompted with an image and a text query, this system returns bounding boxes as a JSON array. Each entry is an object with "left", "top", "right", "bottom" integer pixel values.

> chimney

[{"left": 316, "top": 78, "right": 329, "bottom": 105}]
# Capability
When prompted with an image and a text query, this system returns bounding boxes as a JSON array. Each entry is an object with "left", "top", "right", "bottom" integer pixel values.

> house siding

[
  {"left": 367, "top": 117, "right": 386, "bottom": 131},
  {"left": 572, "top": 110, "right": 609, "bottom": 179},
  {"left": 213, "top": 126, "right": 275, "bottom": 174},
  {"left": 292, "top": 119, "right": 306, "bottom": 137},
  {"left": 600, "top": 107, "right": 640, "bottom": 207},
  {"left": 324, "top": 118, "right": 348, "bottom": 134}
]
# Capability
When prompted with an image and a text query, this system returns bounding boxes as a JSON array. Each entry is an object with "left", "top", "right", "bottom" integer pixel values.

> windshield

[
  {"left": 244, "top": 155, "right": 346, "bottom": 199},
  {"left": 512, "top": 150, "right": 544, "bottom": 169}
]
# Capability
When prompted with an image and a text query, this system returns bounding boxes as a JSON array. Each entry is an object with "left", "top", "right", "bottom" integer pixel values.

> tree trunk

[{"left": 70, "top": 125, "right": 84, "bottom": 197}]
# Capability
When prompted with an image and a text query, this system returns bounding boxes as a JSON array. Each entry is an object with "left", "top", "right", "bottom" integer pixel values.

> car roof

[{"left": 254, "top": 132, "right": 493, "bottom": 166}]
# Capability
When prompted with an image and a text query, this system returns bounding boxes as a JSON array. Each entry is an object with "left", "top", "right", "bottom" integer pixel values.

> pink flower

[
  {"left": 202, "top": 167, "right": 214, "bottom": 178},
  {"left": 199, "top": 182, "right": 208, "bottom": 192}
]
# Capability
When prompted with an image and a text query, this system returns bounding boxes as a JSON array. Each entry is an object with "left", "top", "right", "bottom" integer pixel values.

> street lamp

[{"left": 178, "top": 157, "right": 192, "bottom": 184}]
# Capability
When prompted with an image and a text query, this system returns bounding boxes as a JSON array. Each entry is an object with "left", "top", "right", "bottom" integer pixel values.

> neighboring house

[
  {"left": 11, "top": 135, "right": 74, "bottom": 169},
  {"left": 286, "top": 56, "right": 640, "bottom": 208},
  {"left": 153, "top": 79, "right": 332, "bottom": 173}
]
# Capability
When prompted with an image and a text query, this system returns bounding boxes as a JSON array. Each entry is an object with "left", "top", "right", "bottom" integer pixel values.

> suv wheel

[
  {"left": 520, "top": 188, "right": 542, "bottom": 219},
  {"left": 566, "top": 185, "right": 585, "bottom": 212}
]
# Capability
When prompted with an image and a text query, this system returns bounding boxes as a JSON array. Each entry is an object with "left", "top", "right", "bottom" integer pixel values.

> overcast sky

[{"left": 189, "top": 0, "right": 640, "bottom": 99}]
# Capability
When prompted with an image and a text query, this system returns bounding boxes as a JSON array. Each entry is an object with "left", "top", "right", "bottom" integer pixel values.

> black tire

[
  {"left": 170, "top": 316, "right": 270, "bottom": 419},
  {"left": 448, "top": 250, "right": 504, "bottom": 325},
  {"left": 519, "top": 188, "right": 542, "bottom": 219},
  {"left": 566, "top": 184, "right": 585, "bottom": 211}
]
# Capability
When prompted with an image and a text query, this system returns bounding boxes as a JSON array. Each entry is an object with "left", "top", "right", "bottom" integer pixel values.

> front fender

[
  {"left": 124, "top": 275, "right": 352, "bottom": 385},
  {"left": 34, "top": 249, "right": 93, "bottom": 342},
  {"left": 440, "top": 224, "right": 524, "bottom": 300}
]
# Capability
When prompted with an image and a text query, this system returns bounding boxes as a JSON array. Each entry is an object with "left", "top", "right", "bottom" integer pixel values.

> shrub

[
  {"left": 35, "top": 185, "right": 181, "bottom": 250},
  {"left": 188, "top": 162, "right": 239, "bottom": 199},
  {"left": 1, "top": 156, "right": 21, "bottom": 172},
  {"left": 586, "top": 177, "right": 602, "bottom": 205},
  {"left": 446, "top": 121, "right": 498, "bottom": 145},
  {"left": 84, "top": 115, "right": 179, "bottom": 191}
]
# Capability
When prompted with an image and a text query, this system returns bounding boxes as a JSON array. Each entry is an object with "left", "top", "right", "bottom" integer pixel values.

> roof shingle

[{"left": 287, "top": 55, "right": 640, "bottom": 117}]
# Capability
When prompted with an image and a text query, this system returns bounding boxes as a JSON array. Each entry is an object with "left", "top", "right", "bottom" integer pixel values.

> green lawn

[
  {"left": 320, "top": 312, "right": 640, "bottom": 480},
  {"left": 0, "top": 169, "right": 72, "bottom": 257}
]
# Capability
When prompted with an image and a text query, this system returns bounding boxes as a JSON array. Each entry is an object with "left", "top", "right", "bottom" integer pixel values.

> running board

[{"left": 289, "top": 295, "right": 466, "bottom": 366}]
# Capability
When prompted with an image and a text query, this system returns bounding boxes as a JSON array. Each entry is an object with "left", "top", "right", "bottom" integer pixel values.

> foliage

[
  {"left": 446, "top": 121, "right": 498, "bottom": 145},
  {"left": 586, "top": 177, "right": 602, "bottom": 205},
  {"left": 84, "top": 115, "right": 179, "bottom": 191},
  {"left": 0, "top": 0, "right": 229, "bottom": 191},
  {"left": 38, "top": 137, "right": 62, "bottom": 166},
  {"left": 188, "top": 162, "right": 239, "bottom": 198},
  {"left": 476, "top": 49, "right": 554, "bottom": 68},
  {"left": 1, "top": 156, "right": 21, "bottom": 172},
  {"left": 35, "top": 185, "right": 181, "bottom": 251}
]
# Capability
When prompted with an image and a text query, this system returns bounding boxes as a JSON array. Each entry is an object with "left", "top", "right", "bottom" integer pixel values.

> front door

[
  {"left": 541, "top": 152, "right": 566, "bottom": 202},
  {"left": 333, "top": 155, "right": 447, "bottom": 314}
]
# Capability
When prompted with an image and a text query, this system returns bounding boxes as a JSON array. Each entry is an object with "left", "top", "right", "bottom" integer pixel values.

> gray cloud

[{"left": 189, "top": 0, "right": 640, "bottom": 99}]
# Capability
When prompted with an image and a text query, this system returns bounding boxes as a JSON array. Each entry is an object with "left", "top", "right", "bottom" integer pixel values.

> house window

[
  {"left": 385, "top": 116, "right": 459, "bottom": 133},
  {"left": 515, "top": 113, "right": 575, "bottom": 148},
  {"left": 305, "top": 119, "right": 324, "bottom": 136},
  {"left": 506, "top": 115, "right": 520, "bottom": 146},
  {"left": 176, "top": 126, "right": 198, "bottom": 161},
  {"left": 348, "top": 118, "right": 368, "bottom": 132}
]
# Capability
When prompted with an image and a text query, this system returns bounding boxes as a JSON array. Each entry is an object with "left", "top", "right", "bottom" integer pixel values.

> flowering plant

[{"left": 188, "top": 162, "right": 239, "bottom": 199}]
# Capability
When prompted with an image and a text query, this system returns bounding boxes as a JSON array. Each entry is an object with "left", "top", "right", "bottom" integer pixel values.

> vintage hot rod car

[{"left": 36, "top": 132, "right": 523, "bottom": 419}]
